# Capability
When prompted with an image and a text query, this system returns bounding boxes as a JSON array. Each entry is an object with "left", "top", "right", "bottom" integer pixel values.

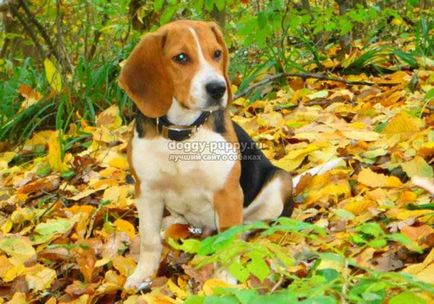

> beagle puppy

[{"left": 119, "top": 20, "right": 293, "bottom": 290}]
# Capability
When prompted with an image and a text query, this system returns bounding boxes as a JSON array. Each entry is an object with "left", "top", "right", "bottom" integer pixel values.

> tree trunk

[{"left": 335, "top": 0, "right": 352, "bottom": 55}]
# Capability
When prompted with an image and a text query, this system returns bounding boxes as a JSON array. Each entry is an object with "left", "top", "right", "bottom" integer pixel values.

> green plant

[
  {"left": 350, "top": 222, "right": 422, "bottom": 252},
  {"left": 169, "top": 220, "right": 432, "bottom": 303}
]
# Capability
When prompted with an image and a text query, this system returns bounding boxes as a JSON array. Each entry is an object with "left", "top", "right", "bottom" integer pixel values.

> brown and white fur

[{"left": 119, "top": 20, "right": 340, "bottom": 290}]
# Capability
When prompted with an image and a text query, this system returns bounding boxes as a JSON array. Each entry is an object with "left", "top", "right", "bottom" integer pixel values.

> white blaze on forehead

[
  {"left": 188, "top": 27, "right": 215, "bottom": 70},
  {"left": 188, "top": 27, "right": 227, "bottom": 109}
]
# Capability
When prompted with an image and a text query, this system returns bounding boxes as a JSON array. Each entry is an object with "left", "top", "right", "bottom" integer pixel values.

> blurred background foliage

[{"left": 0, "top": 0, "right": 432, "bottom": 142}]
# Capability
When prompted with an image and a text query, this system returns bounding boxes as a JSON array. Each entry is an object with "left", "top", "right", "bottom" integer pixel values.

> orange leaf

[{"left": 357, "top": 168, "right": 402, "bottom": 188}]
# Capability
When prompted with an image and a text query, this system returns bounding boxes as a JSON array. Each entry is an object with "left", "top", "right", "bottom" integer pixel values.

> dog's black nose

[{"left": 205, "top": 81, "right": 226, "bottom": 100}]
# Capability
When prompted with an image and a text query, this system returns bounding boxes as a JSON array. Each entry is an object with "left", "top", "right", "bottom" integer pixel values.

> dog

[{"left": 119, "top": 20, "right": 296, "bottom": 290}]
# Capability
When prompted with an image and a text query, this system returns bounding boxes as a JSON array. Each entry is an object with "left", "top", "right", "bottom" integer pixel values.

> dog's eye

[
  {"left": 213, "top": 50, "right": 222, "bottom": 60},
  {"left": 173, "top": 53, "right": 189, "bottom": 64}
]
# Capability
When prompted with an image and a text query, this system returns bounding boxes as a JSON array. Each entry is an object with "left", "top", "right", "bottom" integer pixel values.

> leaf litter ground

[{"left": 0, "top": 69, "right": 433, "bottom": 303}]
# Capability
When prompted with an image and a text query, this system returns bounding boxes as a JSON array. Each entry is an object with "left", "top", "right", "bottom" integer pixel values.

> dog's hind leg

[{"left": 243, "top": 169, "right": 293, "bottom": 222}]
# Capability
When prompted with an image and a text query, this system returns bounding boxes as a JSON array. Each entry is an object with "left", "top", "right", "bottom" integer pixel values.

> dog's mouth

[{"left": 183, "top": 99, "right": 226, "bottom": 112}]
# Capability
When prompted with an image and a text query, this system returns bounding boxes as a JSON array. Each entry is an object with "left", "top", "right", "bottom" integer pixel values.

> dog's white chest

[{"left": 131, "top": 128, "right": 237, "bottom": 229}]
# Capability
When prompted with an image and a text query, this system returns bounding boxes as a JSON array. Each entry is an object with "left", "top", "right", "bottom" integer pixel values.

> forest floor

[{"left": 0, "top": 67, "right": 433, "bottom": 303}]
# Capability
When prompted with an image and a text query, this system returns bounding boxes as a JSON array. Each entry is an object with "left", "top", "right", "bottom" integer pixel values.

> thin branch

[
  {"left": 9, "top": 4, "right": 45, "bottom": 59},
  {"left": 0, "top": 0, "right": 15, "bottom": 11},
  {"left": 55, "top": 0, "right": 72, "bottom": 73},
  {"left": 86, "top": 0, "right": 110, "bottom": 61},
  {"left": 18, "top": 0, "right": 72, "bottom": 72},
  {"left": 233, "top": 72, "right": 400, "bottom": 99}
]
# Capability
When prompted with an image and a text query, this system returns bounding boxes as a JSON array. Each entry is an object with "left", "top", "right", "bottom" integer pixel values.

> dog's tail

[
  {"left": 292, "top": 157, "right": 346, "bottom": 189},
  {"left": 279, "top": 157, "right": 345, "bottom": 218}
]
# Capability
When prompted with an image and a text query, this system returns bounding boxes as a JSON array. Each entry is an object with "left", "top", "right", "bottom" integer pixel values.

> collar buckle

[{"left": 156, "top": 112, "right": 210, "bottom": 141}]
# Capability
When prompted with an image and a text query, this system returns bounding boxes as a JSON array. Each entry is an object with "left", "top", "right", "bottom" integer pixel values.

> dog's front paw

[{"left": 124, "top": 273, "right": 152, "bottom": 292}]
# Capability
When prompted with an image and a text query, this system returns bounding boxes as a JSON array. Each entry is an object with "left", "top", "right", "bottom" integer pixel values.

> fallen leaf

[
  {"left": 0, "top": 236, "right": 36, "bottom": 264},
  {"left": 401, "top": 156, "right": 434, "bottom": 179},
  {"left": 382, "top": 112, "right": 422, "bottom": 135},
  {"left": 25, "top": 264, "right": 57, "bottom": 291},
  {"left": 357, "top": 168, "right": 402, "bottom": 188}
]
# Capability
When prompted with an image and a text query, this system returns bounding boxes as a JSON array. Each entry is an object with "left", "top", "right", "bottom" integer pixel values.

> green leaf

[
  {"left": 192, "top": 0, "right": 204, "bottom": 11},
  {"left": 261, "top": 218, "right": 325, "bottom": 237},
  {"left": 159, "top": 5, "right": 178, "bottom": 25},
  {"left": 258, "top": 12, "right": 268, "bottom": 28},
  {"left": 203, "top": 296, "right": 239, "bottom": 304},
  {"left": 255, "top": 291, "right": 297, "bottom": 304},
  {"left": 401, "top": 156, "right": 434, "bottom": 179},
  {"left": 367, "top": 238, "right": 387, "bottom": 248},
  {"left": 154, "top": 0, "right": 164, "bottom": 12},
  {"left": 168, "top": 238, "right": 201, "bottom": 254},
  {"left": 61, "top": 170, "right": 75, "bottom": 180},
  {"left": 33, "top": 218, "right": 75, "bottom": 244},
  {"left": 300, "top": 296, "right": 338, "bottom": 304},
  {"left": 317, "top": 268, "right": 340, "bottom": 282},
  {"left": 185, "top": 296, "right": 204, "bottom": 304},
  {"left": 36, "top": 163, "right": 51, "bottom": 177},
  {"left": 228, "top": 260, "right": 250, "bottom": 283},
  {"left": 351, "top": 234, "right": 367, "bottom": 245},
  {"left": 387, "top": 233, "right": 422, "bottom": 253},
  {"left": 215, "top": 0, "right": 225, "bottom": 11},
  {"left": 355, "top": 223, "right": 384, "bottom": 238},
  {"left": 246, "top": 252, "right": 270, "bottom": 282},
  {"left": 199, "top": 222, "right": 268, "bottom": 255},
  {"left": 233, "top": 289, "right": 259, "bottom": 304},
  {"left": 204, "top": 0, "right": 214, "bottom": 11},
  {"left": 389, "top": 292, "right": 426, "bottom": 304},
  {"left": 332, "top": 208, "right": 355, "bottom": 220}
]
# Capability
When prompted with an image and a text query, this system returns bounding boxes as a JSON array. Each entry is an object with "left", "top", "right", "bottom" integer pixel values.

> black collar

[{"left": 155, "top": 111, "right": 211, "bottom": 141}]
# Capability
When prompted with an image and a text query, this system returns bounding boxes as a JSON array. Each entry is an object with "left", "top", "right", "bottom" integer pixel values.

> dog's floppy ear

[
  {"left": 209, "top": 22, "right": 232, "bottom": 103},
  {"left": 119, "top": 31, "right": 173, "bottom": 118}
]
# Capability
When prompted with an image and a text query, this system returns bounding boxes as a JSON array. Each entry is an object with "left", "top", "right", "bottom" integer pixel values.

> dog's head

[{"left": 119, "top": 20, "right": 231, "bottom": 118}]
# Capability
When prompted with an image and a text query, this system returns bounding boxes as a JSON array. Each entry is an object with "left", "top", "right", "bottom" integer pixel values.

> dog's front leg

[{"left": 124, "top": 192, "right": 164, "bottom": 290}]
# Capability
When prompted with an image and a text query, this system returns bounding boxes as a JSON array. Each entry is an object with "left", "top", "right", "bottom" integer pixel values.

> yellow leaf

[
  {"left": 357, "top": 168, "right": 402, "bottom": 188},
  {"left": 96, "top": 105, "right": 123, "bottom": 130},
  {"left": 112, "top": 256, "right": 136, "bottom": 277},
  {"left": 401, "top": 156, "right": 434, "bottom": 179},
  {"left": 44, "top": 58, "right": 62, "bottom": 93},
  {"left": 274, "top": 153, "right": 306, "bottom": 172},
  {"left": 343, "top": 199, "right": 377, "bottom": 215},
  {"left": 108, "top": 156, "right": 129, "bottom": 170},
  {"left": 308, "top": 181, "right": 351, "bottom": 203},
  {"left": 23, "top": 130, "right": 56, "bottom": 148},
  {"left": 382, "top": 112, "right": 422, "bottom": 134},
  {"left": 341, "top": 131, "right": 380, "bottom": 141},
  {"left": 25, "top": 264, "right": 57, "bottom": 291},
  {"left": 167, "top": 279, "right": 188, "bottom": 299},
  {"left": 0, "top": 152, "right": 16, "bottom": 170},
  {"left": 68, "top": 295, "right": 89, "bottom": 304},
  {"left": 403, "top": 248, "right": 434, "bottom": 283},
  {"left": 123, "top": 296, "right": 142, "bottom": 304},
  {"left": 47, "top": 131, "right": 68, "bottom": 172},
  {"left": 232, "top": 97, "right": 248, "bottom": 106},
  {"left": 142, "top": 294, "right": 177, "bottom": 304},
  {"left": 3, "top": 263, "right": 25, "bottom": 282},
  {"left": 0, "top": 255, "right": 12, "bottom": 278},
  {"left": 0, "top": 236, "right": 36, "bottom": 264},
  {"left": 202, "top": 279, "right": 232, "bottom": 296},
  {"left": 95, "top": 257, "right": 110, "bottom": 267},
  {"left": 7, "top": 292, "right": 27, "bottom": 304},
  {"left": 45, "top": 298, "right": 57, "bottom": 304},
  {"left": 114, "top": 219, "right": 136, "bottom": 240},
  {"left": 388, "top": 209, "right": 433, "bottom": 223}
]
